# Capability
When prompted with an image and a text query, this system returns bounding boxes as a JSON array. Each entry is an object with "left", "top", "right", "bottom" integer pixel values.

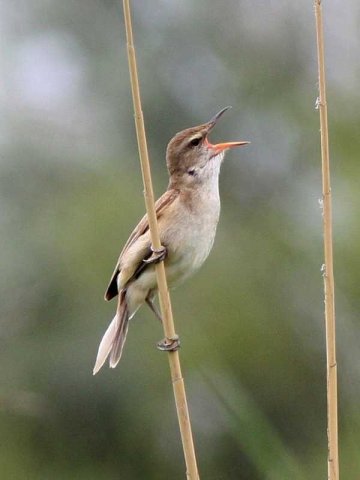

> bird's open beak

[{"left": 206, "top": 106, "right": 250, "bottom": 153}]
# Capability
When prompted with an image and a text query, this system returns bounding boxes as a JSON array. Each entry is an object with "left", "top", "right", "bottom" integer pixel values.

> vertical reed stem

[
  {"left": 122, "top": 1, "right": 199, "bottom": 478},
  {"left": 314, "top": 2, "right": 339, "bottom": 479}
]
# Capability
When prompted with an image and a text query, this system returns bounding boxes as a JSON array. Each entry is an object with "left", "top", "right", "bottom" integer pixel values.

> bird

[{"left": 93, "top": 106, "right": 249, "bottom": 374}]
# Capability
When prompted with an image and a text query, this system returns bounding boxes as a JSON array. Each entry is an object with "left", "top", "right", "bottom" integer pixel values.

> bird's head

[{"left": 166, "top": 106, "right": 249, "bottom": 188}]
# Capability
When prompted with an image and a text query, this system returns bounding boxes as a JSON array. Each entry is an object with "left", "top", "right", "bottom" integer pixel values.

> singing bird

[{"left": 93, "top": 107, "right": 249, "bottom": 374}]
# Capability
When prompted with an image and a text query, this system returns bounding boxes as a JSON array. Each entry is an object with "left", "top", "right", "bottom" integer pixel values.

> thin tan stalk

[
  {"left": 314, "top": 2, "right": 339, "bottom": 479},
  {"left": 122, "top": 1, "right": 199, "bottom": 478}
]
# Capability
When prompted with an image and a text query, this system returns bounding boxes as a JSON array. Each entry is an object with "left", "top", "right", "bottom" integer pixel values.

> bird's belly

[
  {"left": 126, "top": 223, "right": 216, "bottom": 313},
  {"left": 126, "top": 200, "right": 220, "bottom": 312},
  {"left": 164, "top": 211, "right": 219, "bottom": 286}
]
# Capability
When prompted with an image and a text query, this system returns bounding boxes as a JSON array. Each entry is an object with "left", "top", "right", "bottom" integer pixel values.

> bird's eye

[
  {"left": 187, "top": 168, "right": 196, "bottom": 176},
  {"left": 189, "top": 136, "right": 201, "bottom": 147}
]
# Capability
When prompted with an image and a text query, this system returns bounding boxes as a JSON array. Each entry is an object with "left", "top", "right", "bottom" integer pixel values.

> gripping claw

[
  {"left": 157, "top": 335, "right": 180, "bottom": 352},
  {"left": 143, "top": 245, "right": 167, "bottom": 264}
]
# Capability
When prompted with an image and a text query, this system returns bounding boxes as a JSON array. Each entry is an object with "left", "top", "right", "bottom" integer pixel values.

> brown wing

[{"left": 104, "top": 189, "right": 179, "bottom": 301}]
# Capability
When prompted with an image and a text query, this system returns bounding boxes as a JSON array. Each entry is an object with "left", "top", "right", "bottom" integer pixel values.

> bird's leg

[
  {"left": 145, "top": 294, "right": 180, "bottom": 352},
  {"left": 145, "top": 296, "right": 162, "bottom": 323},
  {"left": 143, "top": 245, "right": 167, "bottom": 264}
]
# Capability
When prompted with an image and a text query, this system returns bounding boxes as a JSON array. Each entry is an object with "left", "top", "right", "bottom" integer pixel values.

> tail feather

[
  {"left": 109, "top": 311, "right": 129, "bottom": 368},
  {"left": 93, "top": 292, "right": 129, "bottom": 375}
]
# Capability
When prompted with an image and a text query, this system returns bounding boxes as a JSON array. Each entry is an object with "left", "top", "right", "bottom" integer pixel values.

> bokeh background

[{"left": 1, "top": 1, "right": 359, "bottom": 479}]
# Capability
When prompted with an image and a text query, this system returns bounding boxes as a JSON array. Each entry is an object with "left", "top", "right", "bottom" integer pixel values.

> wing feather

[{"left": 104, "top": 189, "right": 179, "bottom": 301}]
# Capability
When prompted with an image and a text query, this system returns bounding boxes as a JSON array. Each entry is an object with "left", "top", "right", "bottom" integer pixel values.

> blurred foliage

[{"left": 1, "top": 1, "right": 360, "bottom": 479}]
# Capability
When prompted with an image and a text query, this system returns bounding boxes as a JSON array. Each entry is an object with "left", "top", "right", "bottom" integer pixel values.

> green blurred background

[{"left": 1, "top": 1, "right": 359, "bottom": 479}]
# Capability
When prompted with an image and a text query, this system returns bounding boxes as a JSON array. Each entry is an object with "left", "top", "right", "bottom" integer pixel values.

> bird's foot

[
  {"left": 143, "top": 245, "right": 167, "bottom": 264},
  {"left": 157, "top": 334, "right": 180, "bottom": 352}
]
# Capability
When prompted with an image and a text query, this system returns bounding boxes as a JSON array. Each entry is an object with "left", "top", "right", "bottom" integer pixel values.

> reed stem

[
  {"left": 122, "top": 1, "right": 199, "bottom": 478},
  {"left": 314, "top": 2, "right": 339, "bottom": 479}
]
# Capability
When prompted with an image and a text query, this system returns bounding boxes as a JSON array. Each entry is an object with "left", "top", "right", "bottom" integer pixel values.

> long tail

[{"left": 93, "top": 291, "right": 129, "bottom": 375}]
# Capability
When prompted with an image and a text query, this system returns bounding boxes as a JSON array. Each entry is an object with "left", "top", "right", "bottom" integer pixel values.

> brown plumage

[{"left": 93, "top": 107, "right": 249, "bottom": 374}]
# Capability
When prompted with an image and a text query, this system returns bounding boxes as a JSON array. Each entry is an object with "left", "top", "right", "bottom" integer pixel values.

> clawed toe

[
  {"left": 143, "top": 245, "right": 167, "bottom": 264},
  {"left": 157, "top": 335, "right": 180, "bottom": 352}
]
